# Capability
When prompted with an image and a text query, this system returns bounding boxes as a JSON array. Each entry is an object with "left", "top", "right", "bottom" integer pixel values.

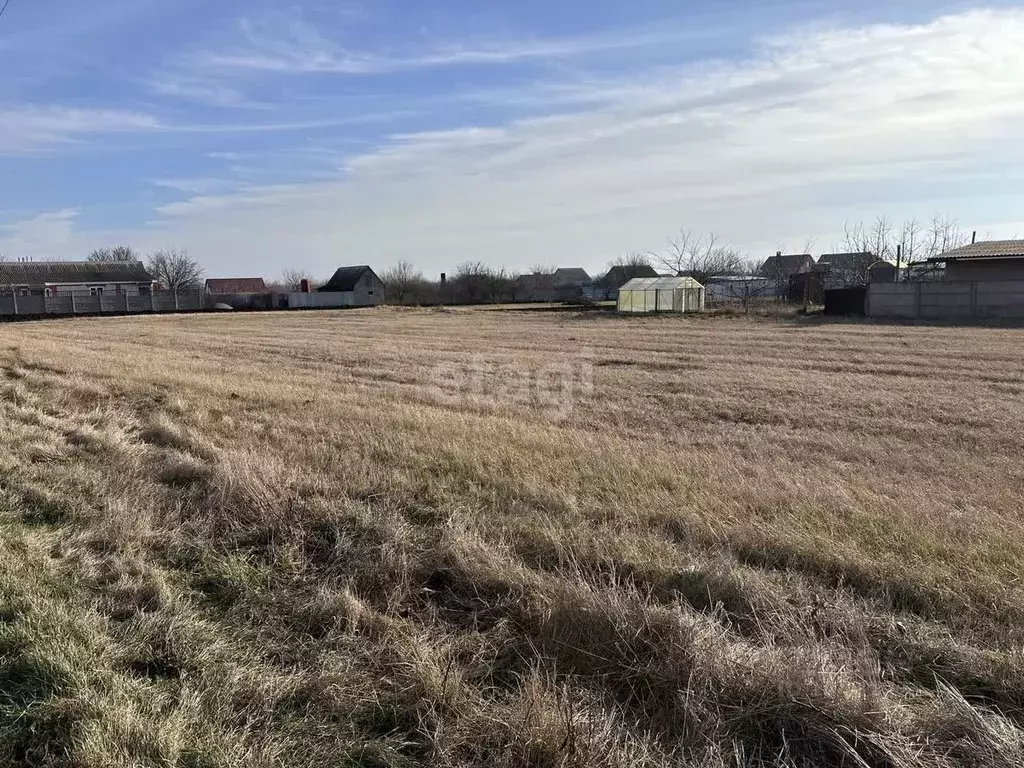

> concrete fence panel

[{"left": 869, "top": 280, "right": 1024, "bottom": 320}]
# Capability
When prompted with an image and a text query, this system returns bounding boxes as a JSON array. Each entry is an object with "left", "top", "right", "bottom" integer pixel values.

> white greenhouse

[{"left": 617, "top": 276, "right": 706, "bottom": 314}]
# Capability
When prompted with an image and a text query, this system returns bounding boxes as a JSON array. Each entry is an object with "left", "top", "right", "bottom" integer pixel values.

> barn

[
  {"left": 313, "top": 266, "right": 385, "bottom": 307},
  {"left": 617, "top": 276, "right": 705, "bottom": 314}
]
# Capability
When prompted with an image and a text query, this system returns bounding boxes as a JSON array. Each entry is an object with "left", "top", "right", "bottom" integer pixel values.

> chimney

[
  {"left": 972, "top": 231, "right": 977, "bottom": 244},
  {"left": 776, "top": 251, "right": 782, "bottom": 258},
  {"left": 440, "top": 272, "right": 447, "bottom": 285}
]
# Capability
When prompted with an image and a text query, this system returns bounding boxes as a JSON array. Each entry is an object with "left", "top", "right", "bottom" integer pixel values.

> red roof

[{"left": 205, "top": 278, "right": 266, "bottom": 294}]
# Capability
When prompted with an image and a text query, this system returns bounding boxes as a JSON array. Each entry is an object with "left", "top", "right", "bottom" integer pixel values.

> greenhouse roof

[{"left": 620, "top": 276, "right": 705, "bottom": 291}]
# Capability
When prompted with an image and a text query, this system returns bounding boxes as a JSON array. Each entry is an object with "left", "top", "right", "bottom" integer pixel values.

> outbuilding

[
  {"left": 313, "top": 265, "right": 385, "bottom": 307},
  {"left": 617, "top": 276, "right": 705, "bottom": 314}
]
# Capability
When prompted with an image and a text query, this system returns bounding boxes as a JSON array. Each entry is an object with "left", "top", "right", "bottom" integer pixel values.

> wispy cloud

[
  {"left": 148, "top": 74, "right": 265, "bottom": 109},
  {"left": 0, "top": 209, "right": 81, "bottom": 256},
  {"left": 180, "top": 13, "right": 724, "bottom": 76},
  {"left": 0, "top": 107, "right": 161, "bottom": 155}
]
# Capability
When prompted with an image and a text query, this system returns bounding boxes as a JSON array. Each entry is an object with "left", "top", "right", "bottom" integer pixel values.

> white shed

[{"left": 617, "top": 276, "right": 705, "bottom": 314}]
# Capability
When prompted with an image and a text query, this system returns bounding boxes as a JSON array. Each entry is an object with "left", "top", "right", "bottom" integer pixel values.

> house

[
  {"left": 318, "top": 265, "right": 385, "bottom": 306},
  {"left": 0, "top": 260, "right": 156, "bottom": 297},
  {"left": 597, "top": 264, "right": 659, "bottom": 300},
  {"left": 552, "top": 268, "right": 592, "bottom": 301},
  {"left": 759, "top": 252, "right": 815, "bottom": 296},
  {"left": 928, "top": 240, "right": 1024, "bottom": 281},
  {"left": 815, "top": 252, "right": 877, "bottom": 289},
  {"left": 205, "top": 278, "right": 266, "bottom": 295}
]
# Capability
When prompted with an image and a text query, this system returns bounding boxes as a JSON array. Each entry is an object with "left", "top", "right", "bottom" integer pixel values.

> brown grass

[{"left": 2, "top": 307, "right": 1024, "bottom": 766}]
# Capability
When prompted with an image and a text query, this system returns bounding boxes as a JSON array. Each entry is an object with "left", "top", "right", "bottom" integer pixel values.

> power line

[{"left": 0, "top": 0, "right": 13, "bottom": 21}]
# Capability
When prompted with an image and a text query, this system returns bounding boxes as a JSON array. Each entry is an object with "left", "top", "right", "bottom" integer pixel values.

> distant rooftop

[
  {"left": 931, "top": 240, "right": 1024, "bottom": 261},
  {"left": 0, "top": 260, "right": 155, "bottom": 285}
]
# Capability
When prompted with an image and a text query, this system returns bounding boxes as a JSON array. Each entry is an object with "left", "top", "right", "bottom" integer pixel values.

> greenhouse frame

[{"left": 616, "top": 276, "right": 706, "bottom": 314}]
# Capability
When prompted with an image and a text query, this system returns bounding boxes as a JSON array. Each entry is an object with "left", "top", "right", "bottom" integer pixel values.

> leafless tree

[
  {"left": 277, "top": 268, "right": 320, "bottom": 292},
  {"left": 658, "top": 230, "right": 743, "bottom": 285},
  {"left": 714, "top": 260, "right": 775, "bottom": 314},
  {"left": 840, "top": 213, "right": 969, "bottom": 282},
  {"left": 88, "top": 245, "right": 139, "bottom": 263},
  {"left": 381, "top": 260, "right": 423, "bottom": 304},
  {"left": 925, "top": 214, "right": 968, "bottom": 260},
  {"left": 147, "top": 248, "right": 204, "bottom": 291},
  {"left": 609, "top": 252, "right": 652, "bottom": 270}
]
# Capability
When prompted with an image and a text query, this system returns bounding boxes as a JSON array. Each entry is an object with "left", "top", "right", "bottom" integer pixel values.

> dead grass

[{"left": 1, "top": 307, "right": 1024, "bottom": 766}]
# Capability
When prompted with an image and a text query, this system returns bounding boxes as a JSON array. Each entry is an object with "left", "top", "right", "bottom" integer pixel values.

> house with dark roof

[
  {"left": 597, "top": 264, "right": 659, "bottom": 300},
  {"left": 552, "top": 268, "right": 592, "bottom": 301},
  {"left": 0, "top": 261, "right": 156, "bottom": 298},
  {"left": 928, "top": 240, "right": 1024, "bottom": 281},
  {"left": 319, "top": 266, "right": 385, "bottom": 306},
  {"left": 205, "top": 278, "right": 267, "bottom": 295},
  {"left": 815, "top": 252, "right": 878, "bottom": 289},
  {"left": 760, "top": 253, "right": 814, "bottom": 279}
]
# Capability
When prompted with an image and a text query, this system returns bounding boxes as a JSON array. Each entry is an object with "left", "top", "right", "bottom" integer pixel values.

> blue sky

[{"left": 2, "top": 0, "right": 1024, "bottom": 278}]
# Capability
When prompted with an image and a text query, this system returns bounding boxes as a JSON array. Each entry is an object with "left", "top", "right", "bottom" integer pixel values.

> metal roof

[
  {"left": 760, "top": 253, "right": 813, "bottom": 276},
  {"left": 319, "top": 265, "right": 378, "bottom": 292},
  {"left": 552, "top": 268, "right": 591, "bottom": 286},
  {"left": 816, "top": 252, "right": 876, "bottom": 270},
  {"left": 933, "top": 240, "right": 1024, "bottom": 261},
  {"left": 620, "top": 276, "right": 704, "bottom": 291},
  {"left": 601, "top": 264, "right": 658, "bottom": 288},
  {"left": 0, "top": 261, "right": 155, "bottom": 286},
  {"left": 206, "top": 278, "right": 266, "bottom": 294}
]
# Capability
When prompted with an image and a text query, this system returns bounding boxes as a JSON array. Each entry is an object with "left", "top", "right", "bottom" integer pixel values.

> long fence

[
  {"left": 0, "top": 291, "right": 361, "bottom": 319},
  {"left": 867, "top": 281, "right": 1024, "bottom": 320}
]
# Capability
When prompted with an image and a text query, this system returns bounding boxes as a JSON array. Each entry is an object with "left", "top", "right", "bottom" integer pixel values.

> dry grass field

[{"left": 2, "top": 307, "right": 1024, "bottom": 767}]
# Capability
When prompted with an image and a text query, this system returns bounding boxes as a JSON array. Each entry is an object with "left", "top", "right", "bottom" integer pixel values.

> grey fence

[
  {"left": 0, "top": 291, "right": 207, "bottom": 318},
  {"left": 867, "top": 281, "right": 1024, "bottom": 320},
  {"left": 0, "top": 290, "right": 377, "bottom": 320}
]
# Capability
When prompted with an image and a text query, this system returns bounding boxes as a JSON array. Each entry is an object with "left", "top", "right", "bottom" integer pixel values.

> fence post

[
  {"left": 71, "top": 293, "right": 76, "bottom": 314},
  {"left": 12, "top": 291, "right": 18, "bottom": 316},
  {"left": 149, "top": 293, "right": 155, "bottom": 313},
  {"left": 174, "top": 290, "right": 179, "bottom": 311},
  {"left": 125, "top": 291, "right": 130, "bottom": 313}
]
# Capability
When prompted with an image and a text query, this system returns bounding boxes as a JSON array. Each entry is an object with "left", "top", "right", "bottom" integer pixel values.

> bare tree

[
  {"left": 602, "top": 250, "right": 651, "bottom": 274},
  {"left": 277, "top": 268, "right": 319, "bottom": 291},
  {"left": 381, "top": 260, "right": 423, "bottom": 304},
  {"left": 841, "top": 213, "right": 969, "bottom": 282},
  {"left": 712, "top": 260, "right": 775, "bottom": 314},
  {"left": 147, "top": 248, "right": 204, "bottom": 291},
  {"left": 925, "top": 214, "right": 968, "bottom": 260},
  {"left": 88, "top": 245, "right": 139, "bottom": 263},
  {"left": 658, "top": 230, "right": 743, "bottom": 285}
]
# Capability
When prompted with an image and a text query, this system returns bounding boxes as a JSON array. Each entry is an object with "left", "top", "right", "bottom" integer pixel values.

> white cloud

[
  {"left": 0, "top": 106, "right": 160, "bottom": 155},
  {"left": 0, "top": 209, "right": 81, "bottom": 257},
  {"left": 7, "top": 8, "right": 1024, "bottom": 277}
]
